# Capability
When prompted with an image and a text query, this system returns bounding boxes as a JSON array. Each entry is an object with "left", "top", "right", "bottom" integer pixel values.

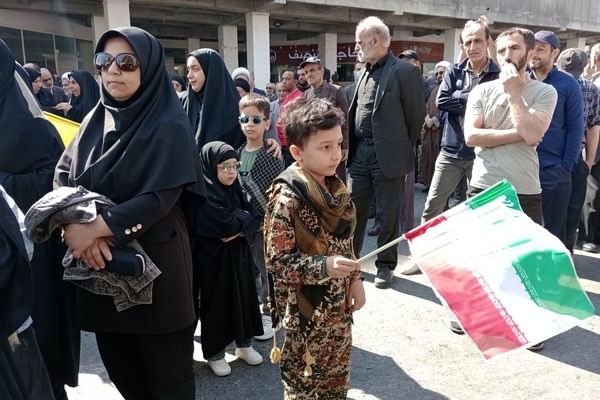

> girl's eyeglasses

[
  {"left": 218, "top": 161, "right": 241, "bottom": 172},
  {"left": 239, "top": 115, "right": 265, "bottom": 124},
  {"left": 94, "top": 52, "right": 140, "bottom": 72}
]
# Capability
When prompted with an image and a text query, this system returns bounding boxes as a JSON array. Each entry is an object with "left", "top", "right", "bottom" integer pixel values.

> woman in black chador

[
  {"left": 0, "top": 39, "right": 79, "bottom": 400},
  {"left": 55, "top": 27, "right": 205, "bottom": 399},
  {"left": 182, "top": 48, "right": 245, "bottom": 149},
  {"left": 55, "top": 69, "right": 100, "bottom": 122}
]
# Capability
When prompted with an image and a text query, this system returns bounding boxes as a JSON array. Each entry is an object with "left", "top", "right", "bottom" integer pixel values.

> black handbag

[{"left": 104, "top": 246, "right": 145, "bottom": 277}]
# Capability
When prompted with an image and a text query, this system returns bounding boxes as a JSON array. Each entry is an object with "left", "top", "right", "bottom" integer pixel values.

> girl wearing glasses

[
  {"left": 54, "top": 70, "right": 100, "bottom": 123},
  {"left": 193, "top": 141, "right": 264, "bottom": 377},
  {"left": 55, "top": 27, "right": 205, "bottom": 399}
]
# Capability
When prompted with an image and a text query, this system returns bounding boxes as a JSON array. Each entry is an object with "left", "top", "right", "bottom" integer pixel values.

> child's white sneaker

[
  {"left": 235, "top": 346, "right": 263, "bottom": 365},
  {"left": 254, "top": 315, "right": 274, "bottom": 341},
  {"left": 207, "top": 358, "right": 231, "bottom": 376}
]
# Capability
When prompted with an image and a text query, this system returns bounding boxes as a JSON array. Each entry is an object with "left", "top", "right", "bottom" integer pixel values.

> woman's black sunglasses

[{"left": 94, "top": 52, "right": 140, "bottom": 72}]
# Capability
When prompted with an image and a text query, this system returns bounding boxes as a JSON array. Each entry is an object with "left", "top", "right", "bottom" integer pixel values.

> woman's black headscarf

[
  {"left": 55, "top": 27, "right": 205, "bottom": 204},
  {"left": 23, "top": 66, "right": 59, "bottom": 109},
  {"left": 170, "top": 74, "right": 186, "bottom": 89},
  {"left": 201, "top": 141, "right": 243, "bottom": 204},
  {"left": 66, "top": 70, "right": 100, "bottom": 122},
  {"left": 0, "top": 39, "right": 64, "bottom": 210},
  {"left": 183, "top": 49, "right": 244, "bottom": 150},
  {"left": 23, "top": 66, "right": 41, "bottom": 83},
  {"left": 234, "top": 78, "right": 250, "bottom": 94},
  {"left": 195, "top": 141, "right": 251, "bottom": 237}
]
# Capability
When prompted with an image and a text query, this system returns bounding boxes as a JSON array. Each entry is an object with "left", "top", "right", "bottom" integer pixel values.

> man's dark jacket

[
  {"left": 347, "top": 52, "right": 426, "bottom": 178},
  {"left": 436, "top": 58, "right": 500, "bottom": 160}
]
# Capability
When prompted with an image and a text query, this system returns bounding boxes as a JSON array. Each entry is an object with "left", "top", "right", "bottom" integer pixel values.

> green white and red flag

[{"left": 405, "top": 180, "right": 595, "bottom": 359}]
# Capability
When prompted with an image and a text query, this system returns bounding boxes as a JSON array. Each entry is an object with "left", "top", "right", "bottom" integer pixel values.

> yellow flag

[{"left": 44, "top": 112, "right": 80, "bottom": 146}]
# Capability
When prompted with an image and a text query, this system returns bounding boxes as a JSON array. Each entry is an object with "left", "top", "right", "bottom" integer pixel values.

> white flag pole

[{"left": 318, "top": 234, "right": 407, "bottom": 284}]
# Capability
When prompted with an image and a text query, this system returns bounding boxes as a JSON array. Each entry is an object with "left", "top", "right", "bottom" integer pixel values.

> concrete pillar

[
  {"left": 92, "top": 14, "right": 107, "bottom": 45},
  {"left": 566, "top": 38, "right": 587, "bottom": 49},
  {"left": 103, "top": 0, "right": 130, "bottom": 29},
  {"left": 218, "top": 25, "right": 239, "bottom": 74},
  {"left": 318, "top": 32, "right": 338, "bottom": 76},
  {"left": 245, "top": 12, "right": 270, "bottom": 90},
  {"left": 444, "top": 28, "right": 462, "bottom": 63},
  {"left": 187, "top": 38, "right": 200, "bottom": 54}
]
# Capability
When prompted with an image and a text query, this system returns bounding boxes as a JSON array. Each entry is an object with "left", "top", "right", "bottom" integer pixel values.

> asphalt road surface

[{"left": 67, "top": 185, "right": 600, "bottom": 400}]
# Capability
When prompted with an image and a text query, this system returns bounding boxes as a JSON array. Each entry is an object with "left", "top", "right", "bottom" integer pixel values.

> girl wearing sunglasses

[{"left": 55, "top": 27, "right": 205, "bottom": 399}]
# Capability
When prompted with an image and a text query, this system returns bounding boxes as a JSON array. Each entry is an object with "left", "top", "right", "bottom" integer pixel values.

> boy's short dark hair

[
  {"left": 239, "top": 93, "right": 271, "bottom": 119},
  {"left": 283, "top": 98, "right": 345, "bottom": 149}
]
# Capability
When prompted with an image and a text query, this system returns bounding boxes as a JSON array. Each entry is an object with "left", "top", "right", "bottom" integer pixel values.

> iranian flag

[{"left": 405, "top": 180, "right": 595, "bottom": 359}]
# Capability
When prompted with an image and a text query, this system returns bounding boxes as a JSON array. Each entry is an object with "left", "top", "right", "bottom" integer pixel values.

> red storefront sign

[{"left": 270, "top": 41, "right": 444, "bottom": 65}]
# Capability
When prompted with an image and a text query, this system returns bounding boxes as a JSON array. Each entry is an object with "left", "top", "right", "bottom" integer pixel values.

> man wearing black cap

[
  {"left": 556, "top": 48, "right": 600, "bottom": 252},
  {"left": 530, "top": 31, "right": 584, "bottom": 245},
  {"left": 300, "top": 57, "right": 349, "bottom": 181},
  {"left": 348, "top": 16, "right": 425, "bottom": 288},
  {"left": 398, "top": 50, "right": 430, "bottom": 99}
]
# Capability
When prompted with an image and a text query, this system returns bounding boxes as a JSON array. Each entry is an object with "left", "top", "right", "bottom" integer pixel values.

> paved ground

[{"left": 67, "top": 185, "right": 600, "bottom": 400}]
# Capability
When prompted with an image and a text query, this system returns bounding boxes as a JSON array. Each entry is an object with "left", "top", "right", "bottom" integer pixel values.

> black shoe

[
  {"left": 527, "top": 342, "right": 544, "bottom": 352},
  {"left": 450, "top": 321, "right": 465, "bottom": 335},
  {"left": 368, "top": 208, "right": 376, "bottom": 219},
  {"left": 401, "top": 264, "right": 422, "bottom": 275},
  {"left": 367, "top": 225, "right": 381, "bottom": 236},
  {"left": 374, "top": 268, "right": 393, "bottom": 289}
]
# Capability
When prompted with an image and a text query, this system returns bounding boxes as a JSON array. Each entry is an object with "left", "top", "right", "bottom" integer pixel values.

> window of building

[
  {"left": 75, "top": 39, "right": 94, "bottom": 74},
  {"left": 23, "top": 30, "right": 55, "bottom": 70},
  {"left": 0, "top": 26, "right": 24, "bottom": 63}
]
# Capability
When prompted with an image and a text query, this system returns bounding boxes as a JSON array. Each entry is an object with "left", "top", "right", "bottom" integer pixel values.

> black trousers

[
  {"left": 565, "top": 156, "right": 590, "bottom": 249},
  {"left": 95, "top": 324, "right": 195, "bottom": 400},
  {"left": 468, "top": 186, "right": 542, "bottom": 224},
  {"left": 349, "top": 142, "right": 405, "bottom": 271},
  {"left": 540, "top": 164, "right": 572, "bottom": 243}
]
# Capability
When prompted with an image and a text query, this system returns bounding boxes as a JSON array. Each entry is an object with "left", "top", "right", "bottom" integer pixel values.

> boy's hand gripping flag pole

[{"left": 317, "top": 235, "right": 406, "bottom": 285}]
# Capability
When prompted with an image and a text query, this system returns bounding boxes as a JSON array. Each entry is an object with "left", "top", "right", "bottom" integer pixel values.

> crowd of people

[{"left": 1, "top": 12, "right": 600, "bottom": 400}]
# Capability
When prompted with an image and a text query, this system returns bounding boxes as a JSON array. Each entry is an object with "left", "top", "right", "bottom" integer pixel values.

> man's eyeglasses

[
  {"left": 239, "top": 115, "right": 265, "bottom": 124},
  {"left": 94, "top": 52, "right": 140, "bottom": 72},
  {"left": 218, "top": 161, "right": 241, "bottom": 172}
]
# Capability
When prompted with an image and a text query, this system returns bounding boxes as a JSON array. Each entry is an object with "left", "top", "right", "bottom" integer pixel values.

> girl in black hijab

[
  {"left": 193, "top": 141, "right": 263, "bottom": 377},
  {"left": 182, "top": 49, "right": 245, "bottom": 149},
  {"left": 55, "top": 69, "right": 100, "bottom": 122},
  {"left": 0, "top": 39, "right": 80, "bottom": 400},
  {"left": 55, "top": 27, "right": 204, "bottom": 399}
]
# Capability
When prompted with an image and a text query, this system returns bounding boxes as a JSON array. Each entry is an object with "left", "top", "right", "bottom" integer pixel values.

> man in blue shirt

[{"left": 530, "top": 31, "right": 584, "bottom": 244}]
